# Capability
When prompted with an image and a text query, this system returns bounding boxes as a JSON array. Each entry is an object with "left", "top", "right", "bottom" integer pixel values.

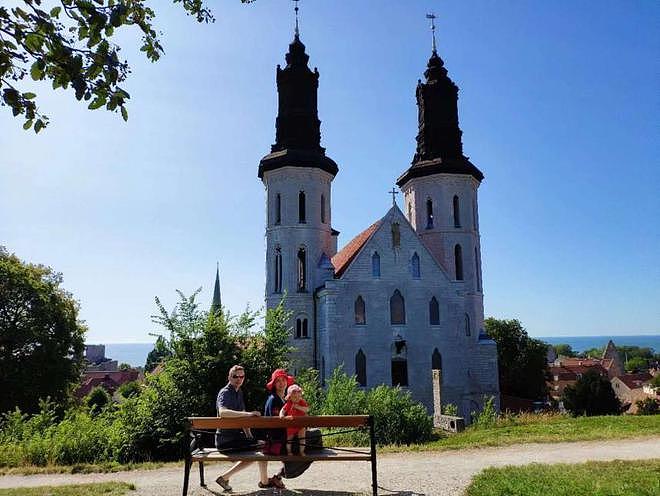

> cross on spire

[
  {"left": 426, "top": 13, "right": 437, "bottom": 53},
  {"left": 293, "top": 0, "right": 300, "bottom": 36},
  {"left": 389, "top": 187, "right": 399, "bottom": 206}
]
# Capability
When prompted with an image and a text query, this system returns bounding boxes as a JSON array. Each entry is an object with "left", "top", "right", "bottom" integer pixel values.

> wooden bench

[{"left": 183, "top": 415, "right": 377, "bottom": 495}]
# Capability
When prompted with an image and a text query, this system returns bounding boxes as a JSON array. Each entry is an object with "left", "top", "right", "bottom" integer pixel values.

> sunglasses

[{"left": 232, "top": 375, "right": 245, "bottom": 379}]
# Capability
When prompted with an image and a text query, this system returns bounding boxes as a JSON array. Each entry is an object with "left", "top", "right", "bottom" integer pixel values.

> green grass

[
  {"left": 382, "top": 413, "right": 660, "bottom": 452},
  {"left": 0, "top": 482, "right": 135, "bottom": 496},
  {"left": 0, "top": 461, "right": 170, "bottom": 476},
  {"left": 465, "top": 459, "right": 660, "bottom": 496}
]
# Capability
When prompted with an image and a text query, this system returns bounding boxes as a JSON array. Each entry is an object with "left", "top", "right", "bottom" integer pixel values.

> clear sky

[{"left": 1, "top": 1, "right": 658, "bottom": 342}]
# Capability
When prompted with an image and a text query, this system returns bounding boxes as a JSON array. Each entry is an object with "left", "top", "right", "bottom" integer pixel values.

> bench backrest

[{"left": 187, "top": 415, "right": 370, "bottom": 430}]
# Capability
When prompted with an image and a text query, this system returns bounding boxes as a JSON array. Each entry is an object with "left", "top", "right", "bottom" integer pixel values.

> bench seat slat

[
  {"left": 191, "top": 447, "right": 372, "bottom": 462},
  {"left": 188, "top": 415, "right": 369, "bottom": 429}
]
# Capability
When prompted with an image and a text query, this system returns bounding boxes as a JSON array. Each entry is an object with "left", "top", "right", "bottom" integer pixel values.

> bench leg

[
  {"left": 182, "top": 457, "right": 191, "bottom": 496},
  {"left": 369, "top": 417, "right": 378, "bottom": 496},
  {"left": 199, "top": 461, "right": 206, "bottom": 487}
]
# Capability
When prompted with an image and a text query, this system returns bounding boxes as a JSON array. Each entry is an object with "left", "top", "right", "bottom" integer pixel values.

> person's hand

[
  {"left": 285, "top": 415, "right": 294, "bottom": 420},
  {"left": 250, "top": 411, "right": 261, "bottom": 417}
]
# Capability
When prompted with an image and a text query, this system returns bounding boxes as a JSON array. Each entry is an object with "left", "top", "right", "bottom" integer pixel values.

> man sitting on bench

[{"left": 214, "top": 364, "right": 284, "bottom": 491}]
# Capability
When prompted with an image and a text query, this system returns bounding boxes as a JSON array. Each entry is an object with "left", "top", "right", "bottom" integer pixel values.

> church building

[{"left": 258, "top": 19, "right": 499, "bottom": 419}]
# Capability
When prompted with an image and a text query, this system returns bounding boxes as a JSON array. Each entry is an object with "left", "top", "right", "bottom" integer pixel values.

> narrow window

[
  {"left": 275, "top": 193, "right": 281, "bottom": 224},
  {"left": 321, "top": 194, "right": 326, "bottom": 223},
  {"left": 453, "top": 195, "right": 461, "bottom": 228},
  {"left": 298, "top": 191, "right": 306, "bottom": 223},
  {"left": 391, "top": 340, "right": 408, "bottom": 387},
  {"left": 372, "top": 252, "right": 381, "bottom": 277},
  {"left": 391, "top": 222, "right": 400, "bottom": 248},
  {"left": 274, "top": 247, "right": 282, "bottom": 293},
  {"left": 429, "top": 297, "right": 440, "bottom": 325},
  {"left": 473, "top": 198, "right": 477, "bottom": 229},
  {"left": 408, "top": 203, "right": 413, "bottom": 223},
  {"left": 295, "top": 319, "right": 302, "bottom": 339},
  {"left": 432, "top": 348, "right": 442, "bottom": 370},
  {"left": 426, "top": 198, "right": 434, "bottom": 229},
  {"left": 390, "top": 290, "right": 406, "bottom": 324},
  {"left": 355, "top": 296, "right": 366, "bottom": 325},
  {"left": 297, "top": 247, "right": 306, "bottom": 292},
  {"left": 455, "top": 244, "right": 463, "bottom": 280},
  {"left": 411, "top": 252, "right": 420, "bottom": 278},
  {"left": 475, "top": 247, "right": 481, "bottom": 291},
  {"left": 356, "top": 349, "right": 366, "bottom": 387},
  {"left": 465, "top": 313, "right": 471, "bottom": 336},
  {"left": 302, "top": 318, "right": 308, "bottom": 338}
]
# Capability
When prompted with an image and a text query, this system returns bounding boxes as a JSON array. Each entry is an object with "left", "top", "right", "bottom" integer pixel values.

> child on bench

[{"left": 279, "top": 384, "right": 309, "bottom": 455}]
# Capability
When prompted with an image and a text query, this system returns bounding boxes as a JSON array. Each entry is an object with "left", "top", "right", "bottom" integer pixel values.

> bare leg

[
  {"left": 286, "top": 434, "right": 294, "bottom": 454},
  {"left": 257, "top": 461, "right": 269, "bottom": 485},
  {"left": 298, "top": 428, "right": 307, "bottom": 455},
  {"left": 220, "top": 460, "right": 252, "bottom": 480}
]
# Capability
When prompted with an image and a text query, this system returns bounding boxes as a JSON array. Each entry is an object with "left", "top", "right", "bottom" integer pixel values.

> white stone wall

[
  {"left": 262, "top": 166, "right": 336, "bottom": 369},
  {"left": 316, "top": 206, "right": 499, "bottom": 419}
]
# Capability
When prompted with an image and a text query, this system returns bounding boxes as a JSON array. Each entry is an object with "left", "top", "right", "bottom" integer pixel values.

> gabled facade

[{"left": 259, "top": 27, "right": 499, "bottom": 419}]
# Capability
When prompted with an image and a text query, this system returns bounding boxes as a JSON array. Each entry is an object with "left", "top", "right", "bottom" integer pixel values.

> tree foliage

[
  {"left": 624, "top": 356, "right": 648, "bottom": 373},
  {"left": 484, "top": 318, "right": 549, "bottom": 400},
  {"left": 0, "top": 1, "right": 252, "bottom": 132},
  {"left": 635, "top": 397, "right": 658, "bottom": 416},
  {"left": 562, "top": 369, "right": 620, "bottom": 417},
  {"left": 0, "top": 246, "right": 86, "bottom": 415},
  {"left": 552, "top": 343, "right": 576, "bottom": 358}
]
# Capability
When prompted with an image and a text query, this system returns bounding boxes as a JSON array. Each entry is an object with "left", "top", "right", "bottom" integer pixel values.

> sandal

[
  {"left": 216, "top": 476, "right": 232, "bottom": 492},
  {"left": 270, "top": 475, "right": 286, "bottom": 489},
  {"left": 258, "top": 481, "right": 273, "bottom": 489}
]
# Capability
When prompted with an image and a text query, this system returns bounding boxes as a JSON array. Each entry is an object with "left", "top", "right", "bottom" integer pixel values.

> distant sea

[{"left": 95, "top": 335, "right": 659, "bottom": 367}]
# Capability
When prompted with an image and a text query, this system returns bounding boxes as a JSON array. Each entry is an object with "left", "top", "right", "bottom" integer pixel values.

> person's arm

[
  {"left": 294, "top": 399, "right": 309, "bottom": 414},
  {"left": 218, "top": 407, "right": 261, "bottom": 418},
  {"left": 280, "top": 402, "right": 292, "bottom": 418}
]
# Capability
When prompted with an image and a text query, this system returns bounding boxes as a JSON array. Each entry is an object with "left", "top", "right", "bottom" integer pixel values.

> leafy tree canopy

[
  {"left": 561, "top": 369, "right": 620, "bottom": 417},
  {"left": 484, "top": 318, "right": 549, "bottom": 400},
  {"left": 625, "top": 356, "right": 648, "bottom": 373},
  {"left": 0, "top": 1, "right": 252, "bottom": 132},
  {"left": 552, "top": 343, "right": 576, "bottom": 358},
  {"left": 0, "top": 246, "right": 86, "bottom": 414}
]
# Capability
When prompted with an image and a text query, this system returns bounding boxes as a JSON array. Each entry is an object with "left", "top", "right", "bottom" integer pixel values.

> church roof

[{"left": 331, "top": 219, "right": 382, "bottom": 277}]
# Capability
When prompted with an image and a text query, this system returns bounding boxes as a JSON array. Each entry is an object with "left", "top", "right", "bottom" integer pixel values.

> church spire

[
  {"left": 258, "top": 3, "right": 337, "bottom": 179},
  {"left": 211, "top": 262, "right": 222, "bottom": 315},
  {"left": 397, "top": 16, "right": 483, "bottom": 186}
]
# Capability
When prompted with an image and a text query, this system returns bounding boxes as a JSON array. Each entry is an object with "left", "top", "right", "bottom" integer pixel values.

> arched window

[
  {"left": 321, "top": 194, "right": 325, "bottom": 223},
  {"left": 372, "top": 252, "right": 381, "bottom": 277},
  {"left": 391, "top": 222, "right": 400, "bottom": 248},
  {"left": 274, "top": 246, "right": 282, "bottom": 293},
  {"left": 356, "top": 349, "right": 366, "bottom": 387},
  {"left": 355, "top": 296, "right": 366, "bottom": 325},
  {"left": 464, "top": 313, "right": 471, "bottom": 336},
  {"left": 454, "top": 244, "right": 463, "bottom": 281},
  {"left": 411, "top": 252, "right": 421, "bottom": 278},
  {"left": 390, "top": 290, "right": 405, "bottom": 324},
  {"left": 391, "top": 339, "right": 408, "bottom": 386},
  {"left": 453, "top": 195, "right": 461, "bottom": 228},
  {"left": 297, "top": 247, "right": 306, "bottom": 292},
  {"left": 432, "top": 348, "right": 442, "bottom": 370},
  {"left": 298, "top": 191, "right": 306, "bottom": 223},
  {"left": 426, "top": 198, "right": 434, "bottom": 229},
  {"left": 295, "top": 317, "right": 308, "bottom": 339},
  {"left": 275, "top": 193, "right": 281, "bottom": 224},
  {"left": 429, "top": 297, "right": 440, "bottom": 325},
  {"left": 475, "top": 247, "right": 481, "bottom": 291}
]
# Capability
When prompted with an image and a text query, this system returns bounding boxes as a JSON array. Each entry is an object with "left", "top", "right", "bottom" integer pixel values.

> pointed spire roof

[
  {"left": 211, "top": 263, "right": 221, "bottom": 315},
  {"left": 397, "top": 45, "right": 484, "bottom": 187}
]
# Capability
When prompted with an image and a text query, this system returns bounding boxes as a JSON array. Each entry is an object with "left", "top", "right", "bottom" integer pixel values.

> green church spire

[{"left": 211, "top": 262, "right": 222, "bottom": 315}]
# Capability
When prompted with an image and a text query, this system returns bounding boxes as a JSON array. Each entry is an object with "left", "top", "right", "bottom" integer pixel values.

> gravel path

[{"left": 1, "top": 437, "right": 659, "bottom": 496}]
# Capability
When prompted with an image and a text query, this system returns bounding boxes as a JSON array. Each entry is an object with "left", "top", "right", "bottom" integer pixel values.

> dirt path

[{"left": 1, "top": 437, "right": 659, "bottom": 496}]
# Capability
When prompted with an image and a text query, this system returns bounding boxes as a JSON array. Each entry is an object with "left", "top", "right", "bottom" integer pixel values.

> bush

[
  {"left": 117, "top": 381, "right": 141, "bottom": 399},
  {"left": 635, "top": 397, "right": 658, "bottom": 415},
  {"left": 562, "top": 370, "right": 620, "bottom": 416},
  {"left": 471, "top": 396, "right": 498, "bottom": 429},
  {"left": 84, "top": 387, "right": 111, "bottom": 415},
  {"left": 442, "top": 403, "right": 459, "bottom": 416}
]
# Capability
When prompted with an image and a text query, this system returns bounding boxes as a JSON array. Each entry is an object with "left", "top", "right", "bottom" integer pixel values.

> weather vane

[
  {"left": 293, "top": 0, "right": 300, "bottom": 36},
  {"left": 426, "top": 13, "right": 437, "bottom": 53},
  {"left": 389, "top": 187, "right": 399, "bottom": 206}
]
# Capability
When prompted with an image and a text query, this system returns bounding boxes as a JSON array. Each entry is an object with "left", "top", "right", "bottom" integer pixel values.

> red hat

[{"left": 266, "top": 368, "right": 295, "bottom": 391}]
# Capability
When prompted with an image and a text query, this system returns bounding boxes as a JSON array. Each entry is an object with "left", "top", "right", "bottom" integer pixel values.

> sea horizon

[{"left": 90, "top": 334, "right": 659, "bottom": 368}]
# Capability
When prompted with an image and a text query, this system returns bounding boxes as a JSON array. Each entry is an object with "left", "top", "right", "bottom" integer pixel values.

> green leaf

[
  {"left": 34, "top": 119, "right": 44, "bottom": 133},
  {"left": 50, "top": 6, "right": 61, "bottom": 17},
  {"left": 30, "top": 61, "right": 43, "bottom": 80},
  {"left": 23, "top": 93, "right": 36, "bottom": 100},
  {"left": 24, "top": 34, "right": 42, "bottom": 53},
  {"left": 88, "top": 97, "right": 106, "bottom": 110},
  {"left": 121, "top": 106, "right": 128, "bottom": 122},
  {"left": 23, "top": 119, "right": 34, "bottom": 130}
]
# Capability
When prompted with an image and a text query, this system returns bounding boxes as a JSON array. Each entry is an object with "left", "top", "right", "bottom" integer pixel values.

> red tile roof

[
  {"left": 617, "top": 372, "right": 652, "bottom": 390},
  {"left": 331, "top": 220, "right": 382, "bottom": 277}
]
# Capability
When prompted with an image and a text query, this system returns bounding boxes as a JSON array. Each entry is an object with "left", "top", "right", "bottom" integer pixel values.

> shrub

[
  {"left": 635, "top": 397, "right": 658, "bottom": 416},
  {"left": 562, "top": 370, "right": 620, "bottom": 416},
  {"left": 295, "top": 368, "right": 325, "bottom": 415},
  {"left": 117, "top": 381, "right": 141, "bottom": 399},
  {"left": 442, "top": 403, "right": 459, "bottom": 416},
  {"left": 471, "top": 396, "right": 498, "bottom": 429},
  {"left": 85, "top": 387, "right": 111, "bottom": 415}
]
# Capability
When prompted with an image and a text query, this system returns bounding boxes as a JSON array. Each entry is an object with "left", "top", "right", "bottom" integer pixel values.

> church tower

[
  {"left": 259, "top": 27, "right": 338, "bottom": 370},
  {"left": 397, "top": 22, "right": 485, "bottom": 329}
]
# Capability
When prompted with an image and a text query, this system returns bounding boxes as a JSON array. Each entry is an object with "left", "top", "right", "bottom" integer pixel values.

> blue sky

[{"left": 1, "top": 1, "right": 658, "bottom": 342}]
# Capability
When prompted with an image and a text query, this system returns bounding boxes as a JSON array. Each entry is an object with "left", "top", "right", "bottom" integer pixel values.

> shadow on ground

[{"left": 200, "top": 487, "right": 425, "bottom": 496}]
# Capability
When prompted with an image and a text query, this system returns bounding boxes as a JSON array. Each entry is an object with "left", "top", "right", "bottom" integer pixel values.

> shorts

[{"left": 215, "top": 432, "right": 260, "bottom": 453}]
